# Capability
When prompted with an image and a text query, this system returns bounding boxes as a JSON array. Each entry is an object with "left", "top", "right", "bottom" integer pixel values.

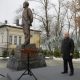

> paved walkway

[{"left": 0, "top": 59, "right": 80, "bottom": 80}]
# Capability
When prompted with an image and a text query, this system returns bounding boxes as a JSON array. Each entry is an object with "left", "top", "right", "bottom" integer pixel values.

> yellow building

[{"left": 0, "top": 24, "right": 41, "bottom": 56}]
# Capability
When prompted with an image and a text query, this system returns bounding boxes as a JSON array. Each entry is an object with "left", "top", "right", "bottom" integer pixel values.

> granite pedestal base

[{"left": 7, "top": 44, "right": 46, "bottom": 70}]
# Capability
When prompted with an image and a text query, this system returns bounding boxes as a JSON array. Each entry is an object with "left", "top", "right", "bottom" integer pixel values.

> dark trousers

[{"left": 63, "top": 58, "right": 74, "bottom": 73}]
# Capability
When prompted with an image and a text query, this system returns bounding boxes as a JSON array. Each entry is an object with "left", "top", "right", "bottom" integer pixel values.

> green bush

[
  {"left": 2, "top": 49, "right": 9, "bottom": 58},
  {"left": 73, "top": 50, "right": 79, "bottom": 59},
  {"left": 11, "top": 49, "right": 15, "bottom": 56},
  {"left": 42, "top": 49, "right": 80, "bottom": 58},
  {"left": 53, "top": 49, "right": 61, "bottom": 57},
  {"left": 42, "top": 50, "right": 54, "bottom": 57}
]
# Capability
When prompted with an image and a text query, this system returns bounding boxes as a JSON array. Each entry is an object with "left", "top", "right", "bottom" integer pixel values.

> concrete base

[{"left": 7, "top": 44, "right": 46, "bottom": 70}]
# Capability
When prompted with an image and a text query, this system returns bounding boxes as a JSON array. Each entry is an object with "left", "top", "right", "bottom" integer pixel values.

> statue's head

[{"left": 23, "top": 1, "right": 29, "bottom": 8}]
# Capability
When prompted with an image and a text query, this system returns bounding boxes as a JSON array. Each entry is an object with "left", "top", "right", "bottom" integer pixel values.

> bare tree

[
  {"left": 15, "top": 0, "right": 80, "bottom": 50},
  {"left": 69, "top": 0, "right": 80, "bottom": 49},
  {"left": 50, "top": 0, "right": 70, "bottom": 49}
]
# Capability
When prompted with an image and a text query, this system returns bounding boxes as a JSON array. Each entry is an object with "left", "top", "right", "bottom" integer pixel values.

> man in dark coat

[
  {"left": 22, "top": 1, "right": 33, "bottom": 45},
  {"left": 61, "top": 32, "right": 74, "bottom": 76}
]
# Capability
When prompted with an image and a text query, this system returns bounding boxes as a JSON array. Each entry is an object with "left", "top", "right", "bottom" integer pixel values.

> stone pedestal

[{"left": 7, "top": 44, "right": 46, "bottom": 70}]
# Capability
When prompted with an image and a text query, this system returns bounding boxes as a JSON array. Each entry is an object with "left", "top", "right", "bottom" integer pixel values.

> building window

[
  {"left": 14, "top": 36, "right": 17, "bottom": 45},
  {"left": 30, "top": 35, "right": 32, "bottom": 38},
  {"left": 19, "top": 36, "right": 22, "bottom": 45},
  {"left": 31, "top": 31, "right": 34, "bottom": 35},
  {"left": 9, "top": 36, "right": 12, "bottom": 44}
]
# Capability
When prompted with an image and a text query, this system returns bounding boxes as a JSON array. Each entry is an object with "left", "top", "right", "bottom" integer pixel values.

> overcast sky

[
  {"left": 0, "top": 0, "right": 58, "bottom": 24},
  {"left": 0, "top": 0, "right": 24, "bottom": 23}
]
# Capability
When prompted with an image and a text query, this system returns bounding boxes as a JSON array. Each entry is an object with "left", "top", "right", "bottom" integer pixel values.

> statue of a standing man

[{"left": 22, "top": 1, "right": 33, "bottom": 45}]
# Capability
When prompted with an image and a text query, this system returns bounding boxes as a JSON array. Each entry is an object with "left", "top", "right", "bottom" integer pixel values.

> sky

[
  {"left": 0, "top": 0, "right": 58, "bottom": 24},
  {"left": 0, "top": 0, "right": 24, "bottom": 23}
]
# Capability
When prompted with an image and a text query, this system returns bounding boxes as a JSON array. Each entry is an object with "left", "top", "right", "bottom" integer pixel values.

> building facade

[{"left": 0, "top": 24, "right": 41, "bottom": 56}]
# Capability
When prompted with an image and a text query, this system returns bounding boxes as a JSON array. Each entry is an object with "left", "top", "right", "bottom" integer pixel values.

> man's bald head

[{"left": 64, "top": 32, "right": 69, "bottom": 38}]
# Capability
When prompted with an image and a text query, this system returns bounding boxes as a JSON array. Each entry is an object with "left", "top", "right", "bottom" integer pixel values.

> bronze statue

[{"left": 22, "top": 1, "right": 33, "bottom": 45}]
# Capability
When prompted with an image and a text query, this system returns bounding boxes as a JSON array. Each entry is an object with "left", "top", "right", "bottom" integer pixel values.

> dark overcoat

[{"left": 61, "top": 37, "right": 74, "bottom": 59}]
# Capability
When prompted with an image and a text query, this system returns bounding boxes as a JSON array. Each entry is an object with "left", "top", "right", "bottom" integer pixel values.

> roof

[{"left": 0, "top": 24, "right": 41, "bottom": 32}]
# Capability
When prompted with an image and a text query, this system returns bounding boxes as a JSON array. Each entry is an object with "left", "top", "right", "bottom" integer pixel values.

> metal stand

[
  {"left": 0, "top": 74, "right": 5, "bottom": 77},
  {"left": 18, "top": 50, "right": 37, "bottom": 80}
]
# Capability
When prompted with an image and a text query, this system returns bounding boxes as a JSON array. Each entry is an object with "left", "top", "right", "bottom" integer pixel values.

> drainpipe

[{"left": 6, "top": 27, "right": 9, "bottom": 51}]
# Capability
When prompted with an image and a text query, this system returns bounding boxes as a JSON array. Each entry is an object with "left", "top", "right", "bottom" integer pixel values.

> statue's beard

[
  {"left": 23, "top": 6, "right": 26, "bottom": 8},
  {"left": 23, "top": 4, "right": 28, "bottom": 8}
]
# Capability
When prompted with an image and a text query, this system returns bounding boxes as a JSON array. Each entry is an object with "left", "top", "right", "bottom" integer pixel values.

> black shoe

[
  {"left": 61, "top": 72, "right": 68, "bottom": 74},
  {"left": 69, "top": 73, "right": 74, "bottom": 76}
]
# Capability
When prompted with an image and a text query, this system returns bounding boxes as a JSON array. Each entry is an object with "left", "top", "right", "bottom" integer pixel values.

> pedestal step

[{"left": 7, "top": 54, "right": 46, "bottom": 70}]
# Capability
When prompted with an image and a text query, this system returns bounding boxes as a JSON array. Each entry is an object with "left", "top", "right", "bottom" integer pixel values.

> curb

[{"left": 53, "top": 57, "right": 80, "bottom": 62}]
